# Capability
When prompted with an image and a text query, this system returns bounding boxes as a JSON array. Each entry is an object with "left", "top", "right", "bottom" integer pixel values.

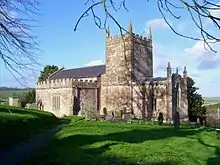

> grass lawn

[
  {"left": 0, "top": 105, "right": 61, "bottom": 149},
  {"left": 22, "top": 117, "right": 220, "bottom": 165}
]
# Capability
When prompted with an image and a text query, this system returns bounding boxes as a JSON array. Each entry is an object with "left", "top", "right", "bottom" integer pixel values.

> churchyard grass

[
  {"left": 0, "top": 105, "right": 61, "bottom": 149},
  {"left": 22, "top": 117, "right": 220, "bottom": 165}
]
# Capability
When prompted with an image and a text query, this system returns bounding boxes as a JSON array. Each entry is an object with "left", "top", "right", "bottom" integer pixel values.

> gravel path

[{"left": 0, "top": 124, "right": 67, "bottom": 165}]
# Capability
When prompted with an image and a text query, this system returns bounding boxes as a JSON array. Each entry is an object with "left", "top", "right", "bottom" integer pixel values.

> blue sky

[{"left": 0, "top": 0, "right": 220, "bottom": 97}]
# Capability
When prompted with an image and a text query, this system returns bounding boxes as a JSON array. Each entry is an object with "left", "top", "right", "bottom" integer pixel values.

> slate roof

[
  {"left": 49, "top": 65, "right": 106, "bottom": 80},
  {"left": 49, "top": 64, "right": 167, "bottom": 82}
]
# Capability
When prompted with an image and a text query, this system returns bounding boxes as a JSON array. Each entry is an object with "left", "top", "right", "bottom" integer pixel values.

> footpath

[{"left": 0, "top": 124, "right": 67, "bottom": 165}]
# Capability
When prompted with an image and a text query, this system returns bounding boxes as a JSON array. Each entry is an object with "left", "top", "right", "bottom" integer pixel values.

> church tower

[
  {"left": 100, "top": 21, "right": 153, "bottom": 115},
  {"left": 103, "top": 20, "right": 153, "bottom": 85}
]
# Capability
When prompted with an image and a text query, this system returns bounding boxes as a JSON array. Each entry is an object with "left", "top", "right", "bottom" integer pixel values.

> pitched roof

[{"left": 49, "top": 65, "right": 106, "bottom": 80}]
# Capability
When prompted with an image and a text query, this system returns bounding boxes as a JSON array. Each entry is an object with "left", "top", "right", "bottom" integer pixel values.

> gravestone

[
  {"left": 77, "top": 104, "right": 85, "bottom": 116},
  {"left": 105, "top": 111, "right": 115, "bottom": 121}
]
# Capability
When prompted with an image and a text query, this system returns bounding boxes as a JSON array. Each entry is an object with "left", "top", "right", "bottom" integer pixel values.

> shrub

[{"left": 158, "top": 112, "right": 164, "bottom": 125}]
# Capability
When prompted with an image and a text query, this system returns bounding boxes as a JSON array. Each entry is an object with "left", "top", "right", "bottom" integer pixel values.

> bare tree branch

[
  {"left": 74, "top": 0, "right": 220, "bottom": 53},
  {"left": 0, "top": 0, "right": 40, "bottom": 87}
]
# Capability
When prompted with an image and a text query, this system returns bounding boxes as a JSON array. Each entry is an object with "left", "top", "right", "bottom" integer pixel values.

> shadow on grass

[
  {"left": 0, "top": 105, "right": 71, "bottom": 149},
  {"left": 65, "top": 127, "right": 202, "bottom": 146},
  {"left": 206, "top": 147, "right": 220, "bottom": 165},
  {"left": 196, "top": 133, "right": 220, "bottom": 165},
  {"left": 23, "top": 125, "right": 204, "bottom": 165}
]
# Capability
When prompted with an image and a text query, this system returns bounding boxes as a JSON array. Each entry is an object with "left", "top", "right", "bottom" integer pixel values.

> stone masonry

[{"left": 35, "top": 21, "right": 188, "bottom": 121}]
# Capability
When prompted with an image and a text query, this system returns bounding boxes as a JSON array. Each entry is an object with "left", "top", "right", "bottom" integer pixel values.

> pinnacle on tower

[
  {"left": 176, "top": 67, "right": 179, "bottom": 74},
  {"left": 183, "top": 66, "right": 187, "bottom": 74},
  {"left": 167, "top": 61, "right": 172, "bottom": 78},
  {"left": 128, "top": 20, "right": 132, "bottom": 33},
  {"left": 183, "top": 66, "right": 187, "bottom": 78},
  {"left": 106, "top": 25, "right": 110, "bottom": 37},
  {"left": 148, "top": 26, "right": 152, "bottom": 40},
  {"left": 167, "top": 61, "right": 171, "bottom": 69}
]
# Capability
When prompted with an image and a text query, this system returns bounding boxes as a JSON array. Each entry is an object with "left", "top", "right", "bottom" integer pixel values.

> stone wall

[
  {"left": 132, "top": 81, "right": 168, "bottom": 119},
  {"left": 179, "top": 78, "right": 188, "bottom": 121},
  {"left": 171, "top": 74, "right": 188, "bottom": 121},
  {"left": 36, "top": 87, "right": 74, "bottom": 117},
  {"left": 100, "top": 80, "right": 170, "bottom": 119},
  {"left": 79, "top": 88, "right": 98, "bottom": 115},
  {"left": 36, "top": 78, "right": 99, "bottom": 117},
  {"left": 102, "top": 32, "right": 154, "bottom": 118},
  {"left": 8, "top": 97, "right": 20, "bottom": 107},
  {"left": 105, "top": 34, "right": 132, "bottom": 86},
  {"left": 100, "top": 85, "right": 132, "bottom": 115},
  {"left": 132, "top": 36, "right": 153, "bottom": 81}
]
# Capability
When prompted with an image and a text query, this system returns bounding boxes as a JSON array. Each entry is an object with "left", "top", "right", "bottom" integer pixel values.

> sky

[{"left": 0, "top": 0, "right": 220, "bottom": 97}]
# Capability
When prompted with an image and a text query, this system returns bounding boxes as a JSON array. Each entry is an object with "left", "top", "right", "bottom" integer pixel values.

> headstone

[
  {"left": 25, "top": 103, "right": 37, "bottom": 109},
  {"left": 103, "top": 107, "right": 107, "bottom": 116},
  {"left": 105, "top": 111, "right": 114, "bottom": 121},
  {"left": 78, "top": 104, "right": 85, "bottom": 116},
  {"left": 158, "top": 112, "right": 164, "bottom": 125},
  {"left": 122, "top": 113, "right": 133, "bottom": 120}
]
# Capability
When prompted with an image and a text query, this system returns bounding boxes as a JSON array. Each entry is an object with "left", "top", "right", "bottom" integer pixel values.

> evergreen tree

[
  {"left": 187, "top": 77, "right": 206, "bottom": 122},
  {"left": 38, "top": 65, "right": 59, "bottom": 82}
]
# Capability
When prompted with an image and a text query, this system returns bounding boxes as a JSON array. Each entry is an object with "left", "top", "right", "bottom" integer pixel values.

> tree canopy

[
  {"left": 187, "top": 76, "right": 206, "bottom": 121},
  {"left": 0, "top": 0, "right": 39, "bottom": 84},
  {"left": 38, "top": 65, "right": 59, "bottom": 82}
]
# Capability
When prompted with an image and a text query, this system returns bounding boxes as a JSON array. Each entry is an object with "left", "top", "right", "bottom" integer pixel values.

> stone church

[{"left": 36, "top": 21, "right": 188, "bottom": 121}]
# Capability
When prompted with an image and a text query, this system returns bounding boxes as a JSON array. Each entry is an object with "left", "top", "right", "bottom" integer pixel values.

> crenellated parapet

[
  {"left": 106, "top": 20, "right": 152, "bottom": 47},
  {"left": 36, "top": 78, "right": 99, "bottom": 89},
  {"left": 106, "top": 32, "right": 151, "bottom": 46}
]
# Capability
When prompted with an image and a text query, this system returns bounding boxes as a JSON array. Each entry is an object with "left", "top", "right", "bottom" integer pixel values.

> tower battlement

[
  {"left": 106, "top": 20, "right": 152, "bottom": 47},
  {"left": 36, "top": 78, "right": 98, "bottom": 89},
  {"left": 106, "top": 32, "right": 152, "bottom": 47}
]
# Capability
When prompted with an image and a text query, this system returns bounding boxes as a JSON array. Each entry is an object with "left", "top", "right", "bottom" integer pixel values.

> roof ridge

[
  {"left": 63, "top": 64, "right": 106, "bottom": 71},
  {"left": 48, "top": 67, "right": 64, "bottom": 80}
]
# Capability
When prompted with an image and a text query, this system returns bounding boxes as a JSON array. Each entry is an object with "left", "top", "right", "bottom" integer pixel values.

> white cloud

[
  {"left": 146, "top": 19, "right": 169, "bottom": 29},
  {"left": 153, "top": 42, "right": 189, "bottom": 77},
  {"left": 209, "top": 3, "right": 220, "bottom": 18},
  {"left": 84, "top": 60, "right": 105, "bottom": 67},
  {"left": 185, "top": 41, "right": 220, "bottom": 70},
  {"left": 188, "top": 70, "right": 200, "bottom": 78}
]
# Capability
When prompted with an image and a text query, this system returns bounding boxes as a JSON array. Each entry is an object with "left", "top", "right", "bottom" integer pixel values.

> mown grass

[
  {"left": 22, "top": 117, "right": 220, "bottom": 165},
  {"left": 0, "top": 105, "right": 61, "bottom": 149}
]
